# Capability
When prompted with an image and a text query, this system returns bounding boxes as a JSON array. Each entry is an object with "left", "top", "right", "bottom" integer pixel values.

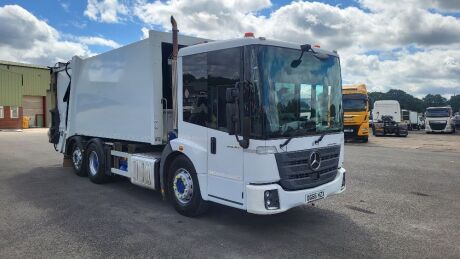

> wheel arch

[
  {"left": 85, "top": 137, "right": 104, "bottom": 150},
  {"left": 160, "top": 144, "right": 187, "bottom": 199},
  {"left": 65, "top": 135, "right": 84, "bottom": 156}
]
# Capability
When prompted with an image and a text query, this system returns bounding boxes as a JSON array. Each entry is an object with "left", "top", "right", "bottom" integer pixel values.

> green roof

[{"left": 0, "top": 60, "right": 49, "bottom": 70}]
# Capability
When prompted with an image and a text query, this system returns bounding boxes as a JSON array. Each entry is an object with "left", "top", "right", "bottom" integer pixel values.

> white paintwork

[
  {"left": 207, "top": 128, "right": 244, "bottom": 207},
  {"left": 372, "top": 100, "right": 402, "bottom": 122},
  {"left": 66, "top": 31, "right": 206, "bottom": 145},
  {"left": 246, "top": 168, "right": 345, "bottom": 215},
  {"left": 409, "top": 111, "right": 419, "bottom": 125}
]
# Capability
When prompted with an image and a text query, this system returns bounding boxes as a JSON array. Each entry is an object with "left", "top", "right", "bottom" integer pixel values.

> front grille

[
  {"left": 274, "top": 145, "right": 340, "bottom": 190},
  {"left": 429, "top": 122, "right": 447, "bottom": 130}
]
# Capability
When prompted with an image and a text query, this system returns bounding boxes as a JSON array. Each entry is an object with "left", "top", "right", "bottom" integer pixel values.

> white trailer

[
  {"left": 49, "top": 20, "right": 346, "bottom": 216},
  {"left": 409, "top": 110, "right": 421, "bottom": 130},
  {"left": 402, "top": 109, "right": 421, "bottom": 130}
]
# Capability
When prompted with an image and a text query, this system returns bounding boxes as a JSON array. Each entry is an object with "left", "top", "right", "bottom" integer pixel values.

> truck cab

[
  {"left": 342, "top": 84, "right": 369, "bottom": 142},
  {"left": 176, "top": 40, "right": 346, "bottom": 214},
  {"left": 425, "top": 106, "right": 455, "bottom": 133},
  {"left": 372, "top": 100, "right": 408, "bottom": 137}
]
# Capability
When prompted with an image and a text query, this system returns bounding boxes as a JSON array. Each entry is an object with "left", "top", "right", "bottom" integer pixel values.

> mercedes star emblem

[{"left": 309, "top": 151, "right": 321, "bottom": 171}]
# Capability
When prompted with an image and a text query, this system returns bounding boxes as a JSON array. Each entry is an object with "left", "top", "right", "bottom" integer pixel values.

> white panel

[
  {"left": 66, "top": 31, "right": 207, "bottom": 144},
  {"left": 69, "top": 40, "right": 157, "bottom": 143},
  {"left": 207, "top": 128, "right": 244, "bottom": 206}
]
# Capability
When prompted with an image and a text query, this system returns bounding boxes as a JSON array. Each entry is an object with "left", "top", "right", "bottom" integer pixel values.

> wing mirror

[{"left": 225, "top": 82, "right": 250, "bottom": 149}]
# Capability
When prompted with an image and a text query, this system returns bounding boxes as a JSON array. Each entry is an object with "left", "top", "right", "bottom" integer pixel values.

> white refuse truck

[
  {"left": 425, "top": 106, "right": 455, "bottom": 133},
  {"left": 48, "top": 18, "right": 346, "bottom": 216},
  {"left": 372, "top": 100, "right": 408, "bottom": 136}
]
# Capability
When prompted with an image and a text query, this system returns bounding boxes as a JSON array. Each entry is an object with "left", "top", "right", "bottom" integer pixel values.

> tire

[
  {"left": 70, "top": 140, "right": 87, "bottom": 177},
  {"left": 85, "top": 140, "right": 110, "bottom": 184},
  {"left": 168, "top": 156, "right": 208, "bottom": 217},
  {"left": 362, "top": 136, "right": 368, "bottom": 143}
]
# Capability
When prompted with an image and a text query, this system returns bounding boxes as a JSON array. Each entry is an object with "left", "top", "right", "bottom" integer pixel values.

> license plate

[
  {"left": 306, "top": 191, "right": 325, "bottom": 203},
  {"left": 344, "top": 128, "right": 353, "bottom": 132}
]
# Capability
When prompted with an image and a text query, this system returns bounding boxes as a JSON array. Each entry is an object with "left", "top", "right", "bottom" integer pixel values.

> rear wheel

[
  {"left": 168, "top": 156, "right": 207, "bottom": 217},
  {"left": 362, "top": 136, "right": 368, "bottom": 143},
  {"left": 86, "top": 141, "right": 110, "bottom": 184},
  {"left": 70, "top": 140, "right": 87, "bottom": 177}
]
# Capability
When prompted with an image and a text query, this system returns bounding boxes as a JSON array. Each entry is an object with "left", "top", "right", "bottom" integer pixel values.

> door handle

[{"left": 210, "top": 137, "right": 216, "bottom": 154}]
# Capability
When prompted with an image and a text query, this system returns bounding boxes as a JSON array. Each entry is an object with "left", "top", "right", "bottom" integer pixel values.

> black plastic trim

[{"left": 209, "top": 194, "right": 243, "bottom": 205}]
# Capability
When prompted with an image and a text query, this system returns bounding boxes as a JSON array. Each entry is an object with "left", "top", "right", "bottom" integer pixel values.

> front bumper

[
  {"left": 425, "top": 123, "right": 454, "bottom": 133},
  {"left": 344, "top": 124, "right": 369, "bottom": 138},
  {"left": 246, "top": 168, "right": 346, "bottom": 215}
]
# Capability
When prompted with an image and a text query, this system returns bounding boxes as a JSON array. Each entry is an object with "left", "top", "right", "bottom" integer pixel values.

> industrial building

[{"left": 0, "top": 60, "right": 52, "bottom": 129}]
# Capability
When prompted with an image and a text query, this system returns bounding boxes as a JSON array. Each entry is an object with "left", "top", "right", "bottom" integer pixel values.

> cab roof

[
  {"left": 342, "top": 84, "right": 368, "bottom": 94},
  {"left": 178, "top": 37, "right": 339, "bottom": 58}
]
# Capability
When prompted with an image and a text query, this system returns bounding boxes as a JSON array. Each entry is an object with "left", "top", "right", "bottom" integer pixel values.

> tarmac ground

[{"left": 0, "top": 129, "right": 459, "bottom": 258}]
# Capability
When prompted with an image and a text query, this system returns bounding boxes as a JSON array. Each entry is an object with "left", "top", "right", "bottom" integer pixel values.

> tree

[
  {"left": 449, "top": 95, "right": 460, "bottom": 113},
  {"left": 422, "top": 94, "right": 448, "bottom": 108},
  {"left": 368, "top": 89, "right": 425, "bottom": 112}
]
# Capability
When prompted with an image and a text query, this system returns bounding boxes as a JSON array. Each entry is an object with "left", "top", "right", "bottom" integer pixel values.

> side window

[
  {"left": 183, "top": 53, "right": 208, "bottom": 126},
  {"left": 182, "top": 48, "right": 241, "bottom": 131},
  {"left": 207, "top": 48, "right": 241, "bottom": 132},
  {"left": 0, "top": 106, "right": 4, "bottom": 119}
]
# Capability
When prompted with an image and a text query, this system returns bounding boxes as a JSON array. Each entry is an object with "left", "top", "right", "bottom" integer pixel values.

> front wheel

[{"left": 168, "top": 156, "right": 208, "bottom": 217}]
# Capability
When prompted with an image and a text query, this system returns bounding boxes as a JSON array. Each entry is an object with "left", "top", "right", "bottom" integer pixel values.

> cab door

[{"left": 206, "top": 47, "right": 245, "bottom": 207}]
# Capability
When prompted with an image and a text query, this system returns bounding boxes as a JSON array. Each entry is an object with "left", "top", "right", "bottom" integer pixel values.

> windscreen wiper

[
  {"left": 279, "top": 127, "right": 316, "bottom": 149},
  {"left": 314, "top": 132, "right": 327, "bottom": 145},
  {"left": 279, "top": 135, "right": 293, "bottom": 149}
]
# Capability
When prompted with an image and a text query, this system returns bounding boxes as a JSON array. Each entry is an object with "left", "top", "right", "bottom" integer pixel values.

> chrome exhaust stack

[{"left": 171, "top": 16, "right": 179, "bottom": 130}]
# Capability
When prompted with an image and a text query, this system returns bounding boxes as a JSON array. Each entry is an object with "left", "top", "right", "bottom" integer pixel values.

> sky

[{"left": 0, "top": 0, "right": 459, "bottom": 97}]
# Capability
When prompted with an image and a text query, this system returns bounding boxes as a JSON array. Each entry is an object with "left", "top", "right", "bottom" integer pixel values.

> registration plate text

[{"left": 306, "top": 191, "right": 325, "bottom": 203}]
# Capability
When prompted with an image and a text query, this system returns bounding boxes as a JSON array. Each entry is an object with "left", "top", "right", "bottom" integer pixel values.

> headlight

[
  {"left": 256, "top": 146, "right": 277, "bottom": 154},
  {"left": 264, "top": 190, "right": 280, "bottom": 210}
]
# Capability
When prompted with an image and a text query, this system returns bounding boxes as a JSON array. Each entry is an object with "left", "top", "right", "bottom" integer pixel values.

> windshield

[
  {"left": 426, "top": 108, "right": 450, "bottom": 117},
  {"left": 245, "top": 45, "right": 342, "bottom": 139},
  {"left": 343, "top": 94, "right": 367, "bottom": 112}
]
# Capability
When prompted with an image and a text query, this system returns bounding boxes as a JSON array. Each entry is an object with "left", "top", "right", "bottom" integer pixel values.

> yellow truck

[{"left": 342, "top": 84, "right": 369, "bottom": 142}]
